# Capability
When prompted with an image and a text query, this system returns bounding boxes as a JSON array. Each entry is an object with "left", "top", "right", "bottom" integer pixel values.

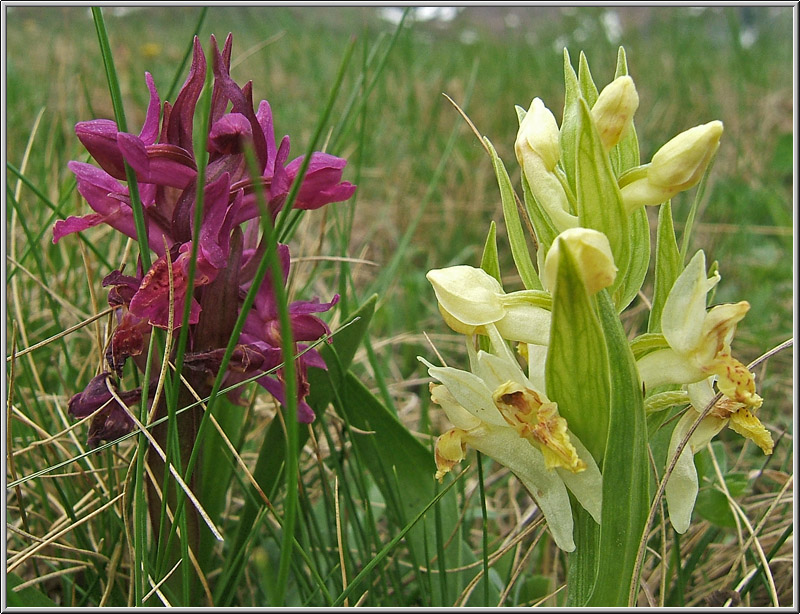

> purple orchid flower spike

[{"left": 54, "top": 32, "right": 355, "bottom": 447}]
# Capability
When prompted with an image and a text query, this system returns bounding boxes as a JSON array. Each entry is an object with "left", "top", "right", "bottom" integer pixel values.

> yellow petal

[
  {"left": 434, "top": 429, "right": 467, "bottom": 482},
  {"left": 728, "top": 408, "right": 774, "bottom": 455},
  {"left": 706, "top": 350, "right": 762, "bottom": 409},
  {"left": 492, "top": 381, "right": 586, "bottom": 473}
]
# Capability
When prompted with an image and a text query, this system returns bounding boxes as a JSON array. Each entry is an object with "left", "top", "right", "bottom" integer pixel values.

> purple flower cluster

[{"left": 55, "top": 34, "right": 355, "bottom": 447}]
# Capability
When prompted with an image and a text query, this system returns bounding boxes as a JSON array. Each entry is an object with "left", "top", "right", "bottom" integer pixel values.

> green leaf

[
  {"left": 584, "top": 290, "right": 650, "bottom": 606},
  {"left": 484, "top": 137, "right": 542, "bottom": 290},
  {"left": 545, "top": 242, "right": 610, "bottom": 462},
  {"left": 480, "top": 221, "right": 501, "bottom": 283},
  {"left": 649, "top": 202, "right": 683, "bottom": 332},
  {"left": 6, "top": 572, "right": 60, "bottom": 607}
]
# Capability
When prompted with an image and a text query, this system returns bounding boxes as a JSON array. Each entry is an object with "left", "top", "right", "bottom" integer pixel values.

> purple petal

[
  {"left": 211, "top": 35, "right": 267, "bottom": 171},
  {"left": 68, "top": 373, "right": 140, "bottom": 447},
  {"left": 128, "top": 250, "right": 203, "bottom": 329},
  {"left": 75, "top": 119, "right": 126, "bottom": 179},
  {"left": 105, "top": 311, "right": 150, "bottom": 376},
  {"left": 209, "top": 33, "right": 234, "bottom": 124},
  {"left": 290, "top": 314, "right": 333, "bottom": 343},
  {"left": 208, "top": 112, "right": 253, "bottom": 155},
  {"left": 52, "top": 213, "right": 104, "bottom": 243},
  {"left": 139, "top": 72, "right": 162, "bottom": 145},
  {"left": 117, "top": 134, "right": 197, "bottom": 188},
  {"left": 255, "top": 374, "right": 316, "bottom": 423},
  {"left": 285, "top": 153, "right": 356, "bottom": 209},
  {"left": 166, "top": 36, "right": 206, "bottom": 151},
  {"left": 196, "top": 172, "right": 233, "bottom": 270},
  {"left": 256, "top": 100, "right": 277, "bottom": 169}
]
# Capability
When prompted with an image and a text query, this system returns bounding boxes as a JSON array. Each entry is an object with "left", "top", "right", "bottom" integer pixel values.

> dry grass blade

[
  {"left": 6, "top": 306, "right": 115, "bottom": 362},
  {"left": 7, "top": 492, "right": 124, "bottom": 574},
  {"left": 7, "top": 255, "right": 92, "bottom": 320},
  {"left": 335, "top": 477, "right": 349, "bottom": 607},
  {"left": 715, "top": 458, "right": 794, "bottom": 606},
  {"left": 10, "top": 564, "right": 89, "bottom": 593},
  {"left": 106, "top": 379, "right": 223, "bottom": 542}
]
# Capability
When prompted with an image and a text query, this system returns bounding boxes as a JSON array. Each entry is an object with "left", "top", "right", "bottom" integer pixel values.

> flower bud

[
  {"left": 516, "top": 98, "right": 561, "bottom": 171},
  {"left": 515, "top": 99, "right": 578, "bottom": 231},
  {"left": 591, "top": 75, "right": 639, "bottom": 151},
  {"left": 649, "top": 120, "right": 723, "bottom": 189},
  {"left": 542, "top": 228, "right": 617, "bottom": 295},
  {"left": 620, "top": 120, "right": 723, "bottom": 211}
]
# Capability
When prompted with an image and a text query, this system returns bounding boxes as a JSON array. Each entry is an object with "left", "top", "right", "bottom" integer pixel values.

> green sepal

[
  {"left": 545, "top": 241, "right": 610, "bottom": 462},
  {"left": 574, "top": 97, "right": 648, "bottom": 311},
  {"left": 484, "top": 137, "right": 542, "bottom": 290},
  {"left": 480, "top": 221, "right": 502, "bottom": 283},
  {"left": 577, "top": 51, "right": 599, "bottom": 109},
  {"left": 560, "top": 48, "right": 581, "bottom": 194},
  {"left": 649, "top": 201, "right": 683, "bottom": 332}
]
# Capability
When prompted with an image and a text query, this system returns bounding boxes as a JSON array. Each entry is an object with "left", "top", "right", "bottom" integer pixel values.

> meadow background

[{"left": 5, "top": 5, "right": 794, "bottom": 607}]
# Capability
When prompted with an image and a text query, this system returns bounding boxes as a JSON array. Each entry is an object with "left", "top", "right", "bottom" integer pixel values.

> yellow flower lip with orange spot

[
  {"left": 492, "top": 381, "right": 586, "bottom": 474},
  {"left": 419, "top": 323, "right": 602, "bottom": 553}
]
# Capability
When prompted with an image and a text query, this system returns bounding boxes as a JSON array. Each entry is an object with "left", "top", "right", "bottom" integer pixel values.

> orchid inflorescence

[
  {"left": 421, "top": 48, "right": 771, "bottom": 553},
  {"left": 54, "top": 34, "right": 355, "bottom": 448}
]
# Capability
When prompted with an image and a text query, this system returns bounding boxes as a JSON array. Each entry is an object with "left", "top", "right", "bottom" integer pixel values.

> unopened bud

[
  {"left": 515, "top": 98, "right": 561, "bottom": 171},
  {"left": 591, "top": 75, "right": 639, "bottom": 151},
  {"left": 542, "top": 228, "right": 617, "bottom": 295},
  {"left": 649, "top": 120, "right": 723, "bottom": 189},
  {"left": 515, "top": 98, "right": 577, "bottom": 231},
  {"left": 620, "top": 120, "right": 723, "bottom": 211}
]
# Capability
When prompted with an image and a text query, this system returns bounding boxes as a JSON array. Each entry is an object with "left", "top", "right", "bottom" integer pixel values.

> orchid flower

[
  {"left": 665, "top": 377, "right": 773, "bottom": 533},
  {"left": 638, "top": 250, "right": 763, "bottom": 410},
  {"left": 426, "top": 265, "right": 551, "bottom": 345},
  {"left": 515, "top": 98, "right": 578, "bottom": 232},
  {"left": 421, "top": 324, "right": 602, "bottom": 552}
]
